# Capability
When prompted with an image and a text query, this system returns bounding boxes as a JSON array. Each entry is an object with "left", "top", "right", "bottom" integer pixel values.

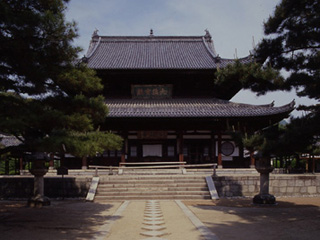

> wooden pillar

[
  {"left": 177, "top": 131, "right": 184, "bottom": 163},
  {"left": 250, "top": 151, "right": 255, "bottom": 168},
  {"left": 306, "top": 158, "right": 309, "bottom": 172},
  {"left": 217, "top": 132, "right": 223, "bottom": 168},
  {"left": 60, "top": 153, "right": 65, "bottom": 167},
  {"left": 82, "top": 156, "right": 87, "bottom": 170},
  {"left": 312, "top": 155, "right": 316, "bottom": 174},
  {"left": 210, "top": 131, "right": 216, "bottom": 163},
  {"left": 19, "top": 157, "right": 23, "bottom": 171},
  {"left": 49, "top": 153, "right": 54, "bottom": 170},
  {"left": 121, "top": 136, "right": 128, "bottom": 164},
  {"left": 121, "top": 153, "right": 126, "bottom": 163}
]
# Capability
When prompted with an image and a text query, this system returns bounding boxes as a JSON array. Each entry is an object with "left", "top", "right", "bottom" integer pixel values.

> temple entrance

[
  {"left": 189, "top": 144, "right": 202, "bottom": 164},
  {"left": 184, "top": 140, "right": 211, "bottom": 164},
  {"left": 127, "top": 139, "right": 177, "bottom": 162}
]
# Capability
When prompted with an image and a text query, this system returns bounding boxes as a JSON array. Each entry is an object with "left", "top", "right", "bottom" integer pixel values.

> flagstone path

[{"left": 104, "top": 200, "right": 216, "bottom": 240}]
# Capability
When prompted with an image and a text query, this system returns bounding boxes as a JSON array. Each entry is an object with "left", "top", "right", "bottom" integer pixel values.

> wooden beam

[
  {"left": 217, "top": 132, "right": 223, "bottom": 168},
  {"left": 178, "top": 131, "right": 184, "bottom": 163}
]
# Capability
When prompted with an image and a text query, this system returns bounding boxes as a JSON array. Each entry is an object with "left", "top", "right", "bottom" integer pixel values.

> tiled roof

[
  {"left": 0, "top": 134, "right": 22, "bottom": 147},
  {"left": 84, "top": 31, "right": 251, "bottom": 70},
  {"left": 105, "top": 98, "right": 295, "bottom": 118}
]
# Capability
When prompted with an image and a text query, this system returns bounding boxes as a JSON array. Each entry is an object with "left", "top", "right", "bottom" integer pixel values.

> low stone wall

[
  {"left": 213, "top": 174, "right": 320, "bottom": 197},
  {"left": 0, "top": 176, "right": 91, "bottom": 199},
  {"left": 269, "top": 175, "right": 320, "bottom": 197},
  {"left": 1, "top": 174, "right": 320, "bottom": 199}
]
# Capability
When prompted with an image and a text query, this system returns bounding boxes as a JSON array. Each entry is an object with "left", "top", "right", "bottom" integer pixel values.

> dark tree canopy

[
  {"left": 255, "top": 0, "right": 320, "bottom": 156},
  {"left": 214, "top": 60, "right": 284, "bottom": 95},
  {"left": 1, "top": 0, "right": 77, "bottom": 95},
  {"left": 0, "top": 0, "right": 122, "bottom": 158},
  {"left": 256, "top": 0, "right": 320, "bottom": 104},
  {"left": 215, "top": 0, "right": 320, "bottom": 158}
]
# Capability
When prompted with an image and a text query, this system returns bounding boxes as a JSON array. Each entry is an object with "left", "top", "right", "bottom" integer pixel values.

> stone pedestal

[
  {"left": 250, "top": 152, "right": 255, "bottom": 169},
  {"left": 82, "top": 156, "right": 87, "bottom": 170},
  {"left": 253, "top": 158, "right": 276, "bottom": 205},
  {"left": 28, "top": 162, "right": 50, "bottom": 207}
]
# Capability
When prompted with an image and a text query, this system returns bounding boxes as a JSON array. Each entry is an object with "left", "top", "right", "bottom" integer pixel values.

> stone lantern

[
  {"left": 253, "top": 156, "right": 276, "bottom": 205},
  {"left": 28, "top": 152, "right": 50, "bottom": 207}
]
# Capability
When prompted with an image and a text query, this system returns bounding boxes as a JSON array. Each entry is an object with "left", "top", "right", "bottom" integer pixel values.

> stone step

[
  {"left": 94, "top": 175, "right": 211, "bottom": 200},
  {"left": 99, "top": 181, "right": 207, "bottom": 184},
  {"left": 98, "top": 181, "right": 206, "bottom": 185},
  {"left": 98, "top": 177, "right": 207, "bottom": 182},
  {"left": 100, "top": 176, "right": 206, "bottom": 182},
  {"left": 96, "top": 191, "right": 210, "bottom": 196},
  {"left": 99, "top": 177, "right": 208, "bottom": 182},
  {"left": 99, "top": 174, "right": 208, "bottom": 178},
  {"left": 98, "top": 183, "right": 208, "bottom": 188},
  {"left": 97, "top": 187, "right": 209, "bottom": 192},
  {"left": 94, "top": 195, "right": 211, "bottom": 200}
]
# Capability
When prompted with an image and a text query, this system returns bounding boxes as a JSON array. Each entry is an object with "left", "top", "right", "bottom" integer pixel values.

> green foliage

[
  {"left": 65, "top": 131, "right": 123, "bottom": 158},
  {"left": 229, "top": 0, "right": 320, "bottom": 157},
  {"left": 241, "top": 125, "right": 283, "bottom": 157},
  {"left": 259, "top": 0, "right": 320, "bottom": 156},
  {"left": 256, "top": 0, "right": 320, "bottom": 103},
  {"left": 57, "top": 63, "right": 104, "bottom": 97},
  {"left": 0, "top": 157, "right": 19, "bottom": 175},
  {"left": 40, "top": 130, "right": 123, "bottom": 158},
  {"left": 0, "top": 0, "right": 122, "bottom": 160},
  {"left": 242, "top": 133, "right": 264, "bottom": 152},
  {"left": 0, "top": 0, "right": 79, "bottom": 96},
  {"left": 214, "top": 60, "right": 285, "bottom": 95},
  {"left": 241, "top": 116, "right": 319, "bottom": 159}
]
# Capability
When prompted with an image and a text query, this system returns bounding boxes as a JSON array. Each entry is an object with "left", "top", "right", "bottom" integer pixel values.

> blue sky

[{"left": 65, "top": 0, "right": 316, "bottom": 117}]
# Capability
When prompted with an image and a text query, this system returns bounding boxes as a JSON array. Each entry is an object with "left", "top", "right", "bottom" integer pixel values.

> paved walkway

[
  {"left": 95, "top": 200, "right": 218, "bottom": 240},
  {"left": 1, "top": 197, "right": 320, "bottom": 240}
]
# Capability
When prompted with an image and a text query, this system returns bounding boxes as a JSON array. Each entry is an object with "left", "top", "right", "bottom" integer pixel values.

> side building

[{"left": 79, "top": 30, "right": 294, "bottom": 169}]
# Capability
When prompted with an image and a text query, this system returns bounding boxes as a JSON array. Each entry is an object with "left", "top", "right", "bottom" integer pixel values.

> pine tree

[
  {"left": 215, "top": 0, "right": 320, "bottom": 159},
  {"left": 256, "top": 0, "right": 320, "bottom": 112},
  {"left": 255, "top": 0, "right": 320, "bottom": 156},
  {"left": 214, "top": 60, "right": 284, "bottom": 95},
  {"left": 0, "top": 0, "right": 122, "bottom": 161}
]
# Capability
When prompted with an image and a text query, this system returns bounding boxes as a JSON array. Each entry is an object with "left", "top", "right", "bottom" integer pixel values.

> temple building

[{"left": 81, "top": 30, "right": 294, "bottom": 168}]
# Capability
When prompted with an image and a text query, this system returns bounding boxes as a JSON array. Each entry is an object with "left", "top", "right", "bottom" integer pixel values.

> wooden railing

[{"left": 88, "top": 162, "right": 217, "bottom": 176}]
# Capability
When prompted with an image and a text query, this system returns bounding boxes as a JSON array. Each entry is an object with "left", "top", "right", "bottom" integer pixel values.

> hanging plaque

[
  {"left": 131, "top": 85, "right": 172, "bottom": 99},
  {"left": 138, "top": 131, "right": 168, "bottom": 139}
]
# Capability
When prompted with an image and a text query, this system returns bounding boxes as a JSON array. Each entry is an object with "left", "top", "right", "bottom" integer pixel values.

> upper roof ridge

[
  {"left": 85, "top": 36, "right": 101, "bottom": 58},
  {"left": 84, "top": 29, "right": 251, "bottom": 70},
  {"left": 95, "top": 35, "right": 205, "bottom": 42}
]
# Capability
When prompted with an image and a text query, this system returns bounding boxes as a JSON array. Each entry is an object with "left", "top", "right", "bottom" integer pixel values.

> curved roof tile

[
  {"left": 105, "top": 98, "right": 295, "bottom": 118},
  {"left": 85, "top": 33, "right": 251, "bottom": 70}
]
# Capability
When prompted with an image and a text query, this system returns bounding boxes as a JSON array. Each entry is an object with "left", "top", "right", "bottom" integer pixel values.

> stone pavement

[
  {"left": 96, "top": 200, "right": 218, "bottom": 240},
  {"left": 1, "top": 197, "right": 320, "bottom": 240}
]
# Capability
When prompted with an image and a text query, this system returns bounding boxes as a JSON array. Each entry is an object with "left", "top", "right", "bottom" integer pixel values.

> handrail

[
  {"left": 119, "top": 161, "right": 186, "bottom": 166},
  {"left": 89, "top": 165, "right": 120, "bottom": 169},
  {"left": 88, "top": 163, "right": 217, "bottom": 176},
  {"left": 89, "top": 163, "right": 215, "bottom": 169}
]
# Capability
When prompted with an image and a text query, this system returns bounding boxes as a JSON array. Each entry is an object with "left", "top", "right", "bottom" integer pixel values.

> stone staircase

[{"left": 94, "top": 175, "right": 211, "bottom": 200}]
